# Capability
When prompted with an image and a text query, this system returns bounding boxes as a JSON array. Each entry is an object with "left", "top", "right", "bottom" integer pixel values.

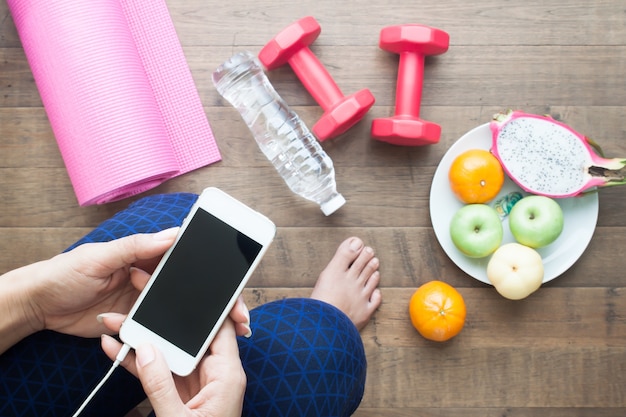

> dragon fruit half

[{"left": 490, "top": 110, "right": 626, "bottom": 198}]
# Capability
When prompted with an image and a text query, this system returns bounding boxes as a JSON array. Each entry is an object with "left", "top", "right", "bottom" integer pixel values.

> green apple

[
  {"left": 509, "top": 195, "right": 564, "bottom": 248},
  {"left": 487, "top": 242, "right": 544, "bottom": 300},
  {"left": 449, "top": 204, "right": 503, "bottom": 258}
]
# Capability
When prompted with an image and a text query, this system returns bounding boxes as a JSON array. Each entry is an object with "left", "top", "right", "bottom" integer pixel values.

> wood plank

[
  {"left": 3, "top": 45, "right": 626, "bottom": 108},
  {"left": 0, "top": 166, "right": 438, "bottom": 227},
  {"left": 241, "top": 287, "right": 626, "bottom": 347},
  {"left": 4, "top": 1, "right": 625, "bottom": 48},
  {"left": 1, "top": 227, "right": 625, "bottom": 289},
  {"left": 1, "top": 164, "right": 626, "bottom": 231},
  {"left": 3, "top": 106, "right": 625, "bottom": 169},
  {"left": 354, "top": 409, "right": 625, "bottom": 417},
  {"left": 360, "top": 344, "right": 626, "bottom": 407}
]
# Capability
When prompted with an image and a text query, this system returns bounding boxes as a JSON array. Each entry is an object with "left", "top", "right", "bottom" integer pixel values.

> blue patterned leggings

[{"left": 0, "top": 193, "right": 366, "bottom": 417}]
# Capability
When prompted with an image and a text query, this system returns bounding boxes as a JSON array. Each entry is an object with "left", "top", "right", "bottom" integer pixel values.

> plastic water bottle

[{"left": 212, "top": 51, "right": 346, "bottom": 216}]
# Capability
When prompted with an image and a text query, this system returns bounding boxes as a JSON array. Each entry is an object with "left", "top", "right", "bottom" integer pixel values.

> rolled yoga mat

[{"left": 7, "top": 0, "right": 221, "bottom": 206}]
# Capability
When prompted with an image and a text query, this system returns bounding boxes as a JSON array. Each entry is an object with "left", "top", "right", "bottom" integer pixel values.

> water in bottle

[{"left": 212, "top": 51, "right": 345, "bottom": 216}]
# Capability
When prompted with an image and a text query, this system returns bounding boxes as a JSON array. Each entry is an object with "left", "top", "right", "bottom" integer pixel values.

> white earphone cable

[{"left": 70, "top": 343, "right": 132, "bottom": 417}]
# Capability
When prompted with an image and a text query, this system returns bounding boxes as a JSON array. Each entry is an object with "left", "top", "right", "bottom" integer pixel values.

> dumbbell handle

[
  {"left": 289, "top": 48, "right": 344, "bottom": 111},
  {"left": 395, "top": 52, "right": 424, "bottom": 117}
]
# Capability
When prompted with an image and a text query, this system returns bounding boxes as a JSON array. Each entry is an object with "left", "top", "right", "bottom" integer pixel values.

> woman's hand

[
  {"left": 101, "top": 317, "right": 246, "bottom": 417},
  {"left": 1, "top": 227, "right": 252, "bottom": 347},
  {"left": 0, "top": 228, "right": 180, "bottom": 353},
  {"left": 25, "top": 228, "right": 182, "bottom": 338}
]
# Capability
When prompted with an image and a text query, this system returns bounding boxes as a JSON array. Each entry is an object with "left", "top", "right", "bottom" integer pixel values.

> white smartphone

[{"left": 119, "top": 187, "right": 276, "bottom": 376}]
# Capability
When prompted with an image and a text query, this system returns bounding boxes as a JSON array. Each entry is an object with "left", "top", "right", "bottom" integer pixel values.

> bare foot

[{"left": 310, "top": 237, "right": 382, "bottom": 331}]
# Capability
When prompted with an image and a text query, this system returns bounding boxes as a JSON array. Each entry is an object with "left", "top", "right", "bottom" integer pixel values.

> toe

[
  {"left": 369, "top": 288, "right": 383, "bottom": 309},
  {"left": 350, "top": 246, "right": 376, "bottom": 278},
  {"left": 363, "top": 269, "right": 381, "bottom": 292},
  {"left": 359, "top": 257, "right": 380, "bottom": 284},
  {"left": 327, "top": 237, "right": 364, "bottom": 271}
]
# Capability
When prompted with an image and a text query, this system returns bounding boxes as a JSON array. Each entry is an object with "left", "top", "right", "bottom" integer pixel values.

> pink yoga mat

[{"left": 7, "top": 0, "right": 221, "bottom": 205}]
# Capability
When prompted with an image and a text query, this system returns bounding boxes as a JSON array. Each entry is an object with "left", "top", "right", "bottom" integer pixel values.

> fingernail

[
  {"left": 136, "top": 344, "right": 156, "bottom": 368},
  {"left": 152, "top": 227, "right": 179, "bottom": 241},
  {"left": 96, "top": 313, "right": 113, "bottom": 323},
  {"left": 243, "top": 324, "right": 252, "bottom": 338}
]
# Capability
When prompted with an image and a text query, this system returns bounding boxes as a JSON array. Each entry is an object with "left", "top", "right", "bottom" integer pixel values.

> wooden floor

[{"left": 2, "top": 0, "right": 626, "bottom": 416}]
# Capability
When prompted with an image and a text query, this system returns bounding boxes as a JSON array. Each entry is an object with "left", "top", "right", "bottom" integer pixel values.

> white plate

[{"left": 429, "top": 123, "right": 599, "bottom": 284}]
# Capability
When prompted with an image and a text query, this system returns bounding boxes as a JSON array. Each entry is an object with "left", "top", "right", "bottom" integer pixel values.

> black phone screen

[{"left": 133, "top": 208, "right": 263, "bottom": 356}]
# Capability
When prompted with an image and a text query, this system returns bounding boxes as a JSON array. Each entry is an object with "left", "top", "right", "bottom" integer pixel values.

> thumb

[
  {"left": 135, "top": 344, "right": 185, "bottom": 417},
  {"left": 79, "top": 228, "right": 180, "bottom": 272}
]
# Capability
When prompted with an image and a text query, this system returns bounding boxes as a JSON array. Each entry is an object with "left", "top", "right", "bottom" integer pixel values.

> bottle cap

[{"left": 320, "top": 193, "right": 346, "bottom": 216}]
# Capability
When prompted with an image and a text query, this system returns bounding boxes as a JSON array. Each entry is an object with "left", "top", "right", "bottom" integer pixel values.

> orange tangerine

[
  {"left": 409, "top": 280, "right": 466, "bottom": 342},
  {"left": 449, "top": 149, "right": 504, "bottom": 204}
]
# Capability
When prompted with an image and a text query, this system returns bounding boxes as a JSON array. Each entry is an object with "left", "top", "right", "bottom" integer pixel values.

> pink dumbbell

[
  {"left": 259, "top": 16, "right": 375, "bottom": 141},
  {"left": 371, "top": 24, "right": 449, "bottom": 146}
]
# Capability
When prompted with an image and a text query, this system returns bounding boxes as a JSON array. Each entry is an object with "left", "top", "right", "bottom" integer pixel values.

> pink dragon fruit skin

[{"left": 490, "top": 110, "right": 626, "bottom": 198}]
